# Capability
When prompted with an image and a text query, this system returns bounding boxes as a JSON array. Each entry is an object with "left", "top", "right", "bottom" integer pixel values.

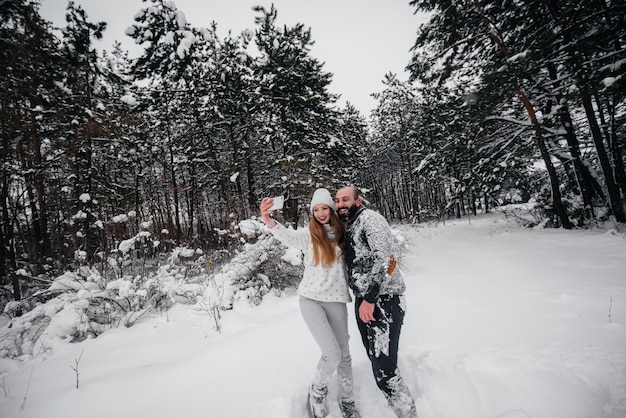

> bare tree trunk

[
  {"left": 474, "top": 0, "right": 572, "bottom": 228},
  {"left": 1, "top": 176, "right": 20, "bottom": 302},
  {"left": 546, "top": 62, "right": 596, "bottom": 217},
  {"left": 594, "top": 92, "right": 626, "bottom": 199},
  {"left": 542, "top": 0, "right": 625, "bottom": 222},
  {"left": 580, "top": 90, "right": 625, "bottom": 222},
  {"left": 17, "top": 129, "right": 52, "bottom": 264},
  {"left": 595, "top": 0, "right": 626, "bottom": 197},
  {"left": 246, "top": 153, "right": 257, "bottom": 207},
  {"left": 168, "top": 142, "right": 182, "bottom": 243}
]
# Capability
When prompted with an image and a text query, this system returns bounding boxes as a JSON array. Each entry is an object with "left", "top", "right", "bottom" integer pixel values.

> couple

[{"left": 260, "top": 187, "right": 417, "bottom": 418}]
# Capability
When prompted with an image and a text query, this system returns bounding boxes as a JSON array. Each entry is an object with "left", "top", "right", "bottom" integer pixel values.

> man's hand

[
  {"left": 386, "top": 254, "right": 396, "bottom": 276},
  {"left": 359, "top": 301, "right": 376, "bottom": 323}
]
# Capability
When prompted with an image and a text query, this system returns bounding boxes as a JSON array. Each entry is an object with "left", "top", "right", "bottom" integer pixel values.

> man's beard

[{"left": 338, "top": 202, "right": 358, "bottom": 222}]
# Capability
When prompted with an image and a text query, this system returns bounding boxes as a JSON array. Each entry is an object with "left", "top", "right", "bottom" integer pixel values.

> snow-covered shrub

[
  {"left": 517, "top": 186, "right": 615, "bottom": 229},
  {"left": 224, "top": 218, "right": 304, "bottom": 306},
  {"left": 0, "top": 257, "right": 208, "bottom": 358},
  {"left": 195, "top": 275, "right": 228, "bottom": 332},
  {"left": 107, "top": 230, "right": 160, "bottom": 280},
  {"left": 502, "top": 200, "right": 547, "bottom": 227},
  {"left": 496, "top": 187, "right": 529, "bottom": 205},
  {"left": 0, "top": 216, "right": 306, "bottom": 359}
]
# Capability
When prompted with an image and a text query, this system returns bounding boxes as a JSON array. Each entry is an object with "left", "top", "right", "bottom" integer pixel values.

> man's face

[{"left": 335, "top": 188, "right": 359, "bottom": 218}]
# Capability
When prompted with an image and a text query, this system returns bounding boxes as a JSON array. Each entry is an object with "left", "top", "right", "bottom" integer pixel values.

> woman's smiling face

[{"left": 313, "top": 205, "right": 332, "bottom": 224}]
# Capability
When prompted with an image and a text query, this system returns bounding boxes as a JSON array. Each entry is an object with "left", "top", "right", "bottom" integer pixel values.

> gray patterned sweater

[{"left": 345, "top": 206, "right": 406, "bottom": 303}]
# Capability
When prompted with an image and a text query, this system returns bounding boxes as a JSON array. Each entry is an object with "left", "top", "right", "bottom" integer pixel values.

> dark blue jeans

[
  {"left": 355, "top": 294, "right": 405, "bottom": 395},
  {"left": 355, "top": 294, "right": 417, "bottom": 417}
]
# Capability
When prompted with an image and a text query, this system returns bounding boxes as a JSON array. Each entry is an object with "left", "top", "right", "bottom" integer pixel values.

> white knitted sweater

[{"left": 269, "top": 222, "right": 352, "bottom": 303}]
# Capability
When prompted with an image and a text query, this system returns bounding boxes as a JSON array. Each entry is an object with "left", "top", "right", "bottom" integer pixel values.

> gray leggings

[{"left": 299, "top": 296, "right": 354, "bottom": 400}]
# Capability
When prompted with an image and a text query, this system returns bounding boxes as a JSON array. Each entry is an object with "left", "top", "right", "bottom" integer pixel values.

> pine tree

[
  {"left": 193, "top": 25, "right": 259, "bottom": 226},
  {"left": 0, "top": 0, "right": 64, "bottom": 300},
  {"left": 328, "top": 102, "right": 368, "bottom": 189},
  {"left": 59, "top": 1, "right": 108, "bottom": 261},
  {"left": 126, "top": 0, "right": 203, "bottom": 242},
  {"left": 252, "top": 5, "right": 340, "bottom": 221}
]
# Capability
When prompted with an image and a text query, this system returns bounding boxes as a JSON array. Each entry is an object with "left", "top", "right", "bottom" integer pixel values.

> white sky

[{"left": 39, "top": 0, "right": 429, "bottom": 117}]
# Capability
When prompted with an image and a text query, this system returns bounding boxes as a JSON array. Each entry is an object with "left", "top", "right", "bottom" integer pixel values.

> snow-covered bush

[
  {"left": 496, "top": 187, "right": 529, "bottom": 205},
  {"left": 0, "top": 216, "right": 306, "bottom": 359},
  {"left": 0, "top": 260, "right": 208, "bottom": 358},
  {"left": 216, "top": 217, "right": 303, "bottom": 306},
  {"left": 502, "top": 200, "right": 548, "bottom": 228},
  {"left": 505, "top": 186, "right": 616, "bottom": 229}
]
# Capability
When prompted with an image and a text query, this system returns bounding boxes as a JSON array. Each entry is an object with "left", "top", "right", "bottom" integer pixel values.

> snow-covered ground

[{"left": 1, "top": 212, "right": 625, "bottom": 418}]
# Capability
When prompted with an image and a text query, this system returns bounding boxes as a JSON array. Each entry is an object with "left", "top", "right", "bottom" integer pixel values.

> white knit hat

[{"left": 310, "top": 188, "right": 336, "bottom": 213}]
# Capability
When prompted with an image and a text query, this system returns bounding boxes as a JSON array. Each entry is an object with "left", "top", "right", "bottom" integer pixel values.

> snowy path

[{"left": 1, "top": 213, "right": 625, "bottom": 418}]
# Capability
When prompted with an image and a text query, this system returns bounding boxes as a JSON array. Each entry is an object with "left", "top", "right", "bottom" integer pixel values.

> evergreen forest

[{"left": 1, "top": 0, "right": 624, "bottom": 311}]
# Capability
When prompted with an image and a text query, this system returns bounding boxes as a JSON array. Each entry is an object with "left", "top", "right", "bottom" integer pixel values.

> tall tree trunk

[
  {"left": 161, "top": 162, "right": 174, "bottom": 236},
  {"left": 18, "top": 130, "right": 51, "bottom": 264},
  {"left": 579, "top": 90, "right": 625, "bottom": 222},
  {"left": 609, "top": 121, "right": 626, "bottom": 200},
  {"left": 594, "top": 92, "right": 626, "bottom": 199},
  {"left": 168, "top": 142, "right": 182, "bottom": 243},
  {"left": 1, "top": 175, "right": 20, "bottom": 302},
  {"left": 246, "top": 153, "right": 257, "bottom": 207},
  {"left": 543, "top": 0, "right": 625, "bottom": 222},
  {"left": 474, "top": 0, "right": 572, "bottom": 228},
  {"left": 546, "top": 63, "right": 596, "bottom": 217}
]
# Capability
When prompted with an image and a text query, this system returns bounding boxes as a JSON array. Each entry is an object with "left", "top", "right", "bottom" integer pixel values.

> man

[{"left": 335, "top": 186, "right": 418, "bottom": 418}]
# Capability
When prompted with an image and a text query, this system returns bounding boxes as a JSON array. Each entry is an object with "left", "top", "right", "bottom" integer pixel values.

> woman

[{"left": 260, "top": 188, "right": 360, "bottom": 418}]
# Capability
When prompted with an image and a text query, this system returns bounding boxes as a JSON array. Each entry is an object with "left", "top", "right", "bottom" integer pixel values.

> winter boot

[
  {"left": 308, "top": 384, "right": 329, "bottom": 418},
  {"left": 384, "top": 391, "right": 418, "bottom": 418},
  {"left": 339, "top": 399, "right": 361, "bottom": 418}
]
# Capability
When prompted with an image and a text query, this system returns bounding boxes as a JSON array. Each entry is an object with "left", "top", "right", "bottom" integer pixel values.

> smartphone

[{"left": 268, "top": 195, "right": 284, "bottom": 211}]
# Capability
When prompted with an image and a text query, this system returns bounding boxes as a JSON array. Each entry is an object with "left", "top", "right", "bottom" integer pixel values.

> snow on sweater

[
  {"left": 345, "top": 206, "right": 406, "bottom": 302},
  {"left": 269, "top": 222, "right": 352, "bottom": 303}
]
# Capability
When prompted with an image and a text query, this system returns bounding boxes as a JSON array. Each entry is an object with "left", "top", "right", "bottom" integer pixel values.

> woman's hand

[{"left": 260, "top": 198, "right": 277, "bottom": 228}]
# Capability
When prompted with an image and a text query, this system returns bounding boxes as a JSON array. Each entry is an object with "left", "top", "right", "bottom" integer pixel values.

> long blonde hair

[{"left": 309, "top": 209, "right": 346, "bottom": 267}]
